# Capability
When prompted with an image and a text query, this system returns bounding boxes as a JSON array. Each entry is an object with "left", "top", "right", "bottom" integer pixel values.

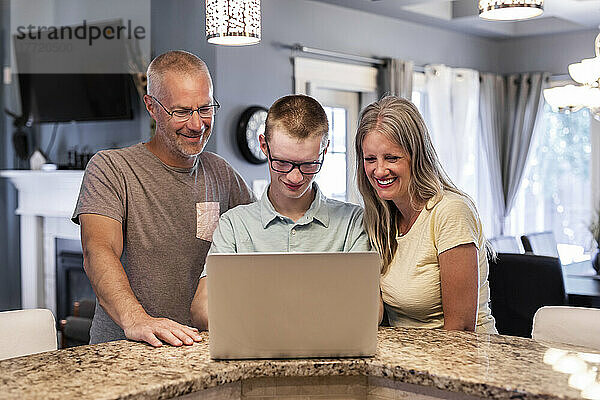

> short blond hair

[
  {"left": 146, "top": 50, "right": 212, "bottom": 97},
  {"left": 265, "top": 95, "right": 329, "bottom": 147}
]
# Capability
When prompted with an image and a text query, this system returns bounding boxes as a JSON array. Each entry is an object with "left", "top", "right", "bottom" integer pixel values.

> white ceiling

[{"left": 311, "top": 0, "right": 600, "bottom": 38}]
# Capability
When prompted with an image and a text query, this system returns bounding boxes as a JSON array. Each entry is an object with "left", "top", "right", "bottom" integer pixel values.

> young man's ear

[
  {"left": 322, "top": 139, "right": 330, "bottom": 157},
  {"left": 259, "top": 134, "right": 268, "bottom": 157}
]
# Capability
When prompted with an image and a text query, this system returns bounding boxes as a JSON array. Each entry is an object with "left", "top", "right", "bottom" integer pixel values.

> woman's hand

[{"left": 439, "top": 243, "right": 478, "bottom": 331}]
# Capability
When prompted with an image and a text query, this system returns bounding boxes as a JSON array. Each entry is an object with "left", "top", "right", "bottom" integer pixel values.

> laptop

[{"left": 206, "top": 252, "right": 380, "bottom": 360}]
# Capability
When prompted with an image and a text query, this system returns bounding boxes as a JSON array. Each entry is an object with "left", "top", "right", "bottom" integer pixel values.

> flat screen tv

[{"left": 18, "top": 73, "right": 135, "bottom": 123}]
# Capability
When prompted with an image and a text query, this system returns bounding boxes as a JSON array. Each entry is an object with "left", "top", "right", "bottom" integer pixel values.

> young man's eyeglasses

[
  {"left": 265, "top": 140, "right": 325, "bottom": 175},
  {"left": 150, "top": 96, "right": 220, "bottom": 122}
]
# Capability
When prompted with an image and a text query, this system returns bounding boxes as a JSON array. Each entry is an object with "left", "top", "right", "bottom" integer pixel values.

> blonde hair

[
  {"left": 355, "top": 96, "right": 486, "bottom": 274},
  {"left": 146, "top": 50, "right": 212, "bottom": 97}
]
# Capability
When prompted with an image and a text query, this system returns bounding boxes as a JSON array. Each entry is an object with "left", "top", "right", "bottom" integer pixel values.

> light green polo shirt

[{"left": 200, "top": 184, "right": 370, "bottom": 277}]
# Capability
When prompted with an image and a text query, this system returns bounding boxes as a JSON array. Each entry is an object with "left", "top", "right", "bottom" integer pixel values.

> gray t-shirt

[{"left": 72, "top": 143, "right": 254, "bottom": 343}]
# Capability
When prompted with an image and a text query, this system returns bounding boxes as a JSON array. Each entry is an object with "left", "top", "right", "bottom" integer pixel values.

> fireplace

[
  {"left": 55, "top": 238, "right": 95, "bottom": 323},
  {"left": 0, "top": 170, "right": 85, "bottom": 315}
]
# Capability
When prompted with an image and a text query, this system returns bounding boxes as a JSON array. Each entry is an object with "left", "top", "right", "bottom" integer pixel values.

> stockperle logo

[
  {"left": 10, "top": 0, "right": 151, "bottom": 75},
  {"left": 15, "top": 20, "right": 146, "bottom": 47}
]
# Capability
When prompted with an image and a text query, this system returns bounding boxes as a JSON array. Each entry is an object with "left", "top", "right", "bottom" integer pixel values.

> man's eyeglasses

[
  {"left": 265, "top": 140, "right": 325, "bottom": 175},
  {"left": 150, "top": 95, "right": 220, "bottom": 122}
]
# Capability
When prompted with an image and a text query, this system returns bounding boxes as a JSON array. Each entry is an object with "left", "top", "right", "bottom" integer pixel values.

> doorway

[
  {"left": 293, "top": 57, "right": 377, "bottom": 204},
  {"left": 312, "top": 88, "right": 360, "bottom": 203}
]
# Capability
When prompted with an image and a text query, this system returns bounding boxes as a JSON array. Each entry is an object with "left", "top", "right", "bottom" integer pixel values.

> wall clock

[{"left": 237, "top": 106, "right": 268, "bottom": 164}]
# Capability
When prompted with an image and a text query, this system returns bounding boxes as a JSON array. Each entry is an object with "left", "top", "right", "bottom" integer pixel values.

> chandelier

[
  {"left": 206, "top": 0, "right": 261, "bottom": 46},
  {"left": 479, "top": 0, "right": 544, "bottom": 21},
  {"left": 543, "top": 32, "right": 600, "bottom": 119}
]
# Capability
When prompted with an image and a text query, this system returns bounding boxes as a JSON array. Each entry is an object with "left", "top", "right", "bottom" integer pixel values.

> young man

[
  {"left": 73, "top": 51, "right": 254, "bottom": 347},
  {"left": 191, "top": 94, "right": 370, "bottom": 330}
]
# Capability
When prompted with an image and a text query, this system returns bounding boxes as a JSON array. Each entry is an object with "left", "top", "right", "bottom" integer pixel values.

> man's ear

[
  {"left": 143, "top": 94, "right": 157, "bottom": 120},
  {"left": 259, "top": 134, "right": 268, "bottom": 157}
]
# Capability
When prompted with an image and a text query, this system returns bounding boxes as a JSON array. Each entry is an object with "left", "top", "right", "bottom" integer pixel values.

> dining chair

[
  {"left": 488, "top": 253, "right": 567, "bottom": 338},
  {"left": 489, "top": 236, "right": 522, "bottom": 253},
  {"left": 532, "top": 306, "right": 600, "bottom": 350},
  {"left": 0, "top": 309, "right": 57, "bottom": 360},
  {"left": 521, "top": 231, "right": 560, "bottom": 258},
  {"left": 60, "top": 299, "right": 95, "bottom": 348}
]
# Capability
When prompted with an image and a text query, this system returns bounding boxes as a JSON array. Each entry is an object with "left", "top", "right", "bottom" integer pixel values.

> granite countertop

[{"left": 1, "top": 327, "right": 597, "bottom": 400}]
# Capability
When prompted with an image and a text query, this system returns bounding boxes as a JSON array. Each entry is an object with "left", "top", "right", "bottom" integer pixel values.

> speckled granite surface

[{"left": 0, "top": 327, "right": 595, "bottom": 400}]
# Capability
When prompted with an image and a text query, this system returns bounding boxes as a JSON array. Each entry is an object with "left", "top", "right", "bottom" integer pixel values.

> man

[
  {"left": 72, "top": 51, "right": 254, "bottom": 347},
  {"left": 190, "top": 94, "right": 371, "bottom": 330}
]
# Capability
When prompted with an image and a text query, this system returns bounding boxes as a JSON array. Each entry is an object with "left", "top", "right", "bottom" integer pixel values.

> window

[
  {"left": 412, "top": 72, "right": 427, "bottom": 116},
  {"left": 412, "top": 90, "right": 422, "bottom": 112},
  {"left": 414, "top": 71, "right": 594, "bottom": 249},
  {"left": 507, "top": 105, "right": 592, "bottom": 262},
  {"left": 317, "top": 106, "right": 347, "bottom": 201}
]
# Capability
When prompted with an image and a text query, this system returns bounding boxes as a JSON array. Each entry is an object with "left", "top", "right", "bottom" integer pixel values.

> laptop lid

[{"left": 207, "top": 252, "right": 380, "bottom": 360}]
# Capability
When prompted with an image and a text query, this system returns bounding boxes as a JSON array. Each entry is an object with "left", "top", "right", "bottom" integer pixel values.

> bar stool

[
  {"left": 0, "top": 309, "right": 57, "bottom": 360},
  {"left": 532, "top": 306, "right": 600, "bottom": 350}
]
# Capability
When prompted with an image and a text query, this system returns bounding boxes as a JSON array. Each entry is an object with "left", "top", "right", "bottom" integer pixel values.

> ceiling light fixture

[
  {"left": 479, "top": 0, "right": 544, "bottom": 21},
  {"left": 206, "top": 0, "right": 261, "bottom": 46},
  {"left": 543, "top": 31, "right": 600, "bottom": 119}
]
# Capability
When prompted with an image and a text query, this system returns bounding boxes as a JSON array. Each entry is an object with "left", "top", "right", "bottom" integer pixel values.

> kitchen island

[{"left": 1, "top": 327, "right": 597, "bottom": 399}]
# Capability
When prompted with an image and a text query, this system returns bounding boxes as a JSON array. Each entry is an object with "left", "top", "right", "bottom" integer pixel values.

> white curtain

[
  {"left": 425, "top": 66, "right": 480, "bottom": 198},
  {"left": 423, "top": 65, "right": 494, "bottom": 237}
]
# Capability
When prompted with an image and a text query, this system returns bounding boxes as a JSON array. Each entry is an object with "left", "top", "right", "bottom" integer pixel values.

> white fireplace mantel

[{"left": 0, "top": 170, "right": 84, "bottom": 314}]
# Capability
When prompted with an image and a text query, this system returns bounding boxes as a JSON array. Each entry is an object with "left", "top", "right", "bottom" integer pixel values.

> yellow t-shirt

[{"left": 381, "top": 191, "right": 497, "bottom": 334}]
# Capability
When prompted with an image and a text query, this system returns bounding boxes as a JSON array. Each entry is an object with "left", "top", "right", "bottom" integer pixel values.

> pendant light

[
  {"left": 543, "top": 31, "right": 600, "bottom": 120},
  {"left": 206, "top": 0, "right": 261, "bottom": 46},
  {"left": 479, "top": 0, "right": 544, "bottom": 21}
]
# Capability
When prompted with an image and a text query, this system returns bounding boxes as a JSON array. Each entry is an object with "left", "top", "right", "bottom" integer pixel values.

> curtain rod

[
  {"left": 285, "top": 43, "right": 386, "bottom": 66},
  {"left": 284, "top": 43, "right": 563, "bottom": 78},
  {"left": 284, "top": 43, "right": 430, "bottom": 73}
]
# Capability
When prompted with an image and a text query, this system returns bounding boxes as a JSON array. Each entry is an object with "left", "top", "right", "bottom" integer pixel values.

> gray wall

[
  {"left": 497, "top": 29, "right": 599, "bottom": 75},
  {"left": 214, "top": 0, "right": 503, "bottom": 185}
]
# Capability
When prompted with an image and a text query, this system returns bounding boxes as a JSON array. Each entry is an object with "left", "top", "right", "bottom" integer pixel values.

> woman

[{"left": 355, "top": 96, "right": 496, "bottom": 333}]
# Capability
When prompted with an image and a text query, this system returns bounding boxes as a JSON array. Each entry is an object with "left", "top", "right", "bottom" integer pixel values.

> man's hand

[
  {"left": 80, "top": 214, "right": 203, "bottom": 347},
  {"left": 123, "top": 313, "right": 202, "bottom": 347}
]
